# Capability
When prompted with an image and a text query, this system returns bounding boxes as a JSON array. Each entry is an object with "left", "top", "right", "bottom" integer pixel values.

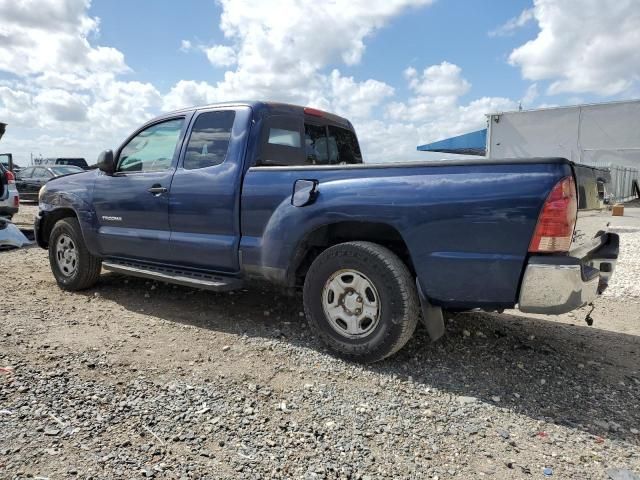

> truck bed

[{"left": 240, "top": 157, "right": 588, "bottom": 310}]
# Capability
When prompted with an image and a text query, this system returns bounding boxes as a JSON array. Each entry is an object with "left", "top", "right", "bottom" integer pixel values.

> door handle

[{"left": 148, "top": 185, "right": 168, "bottom": 195}]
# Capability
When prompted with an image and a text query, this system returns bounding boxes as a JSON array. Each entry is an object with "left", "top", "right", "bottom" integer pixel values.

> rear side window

[
  {"left": 304, "top": 123, "right": 361, "bottom": 165},
  {"left": 259, "top": 115, "right": 363, "bottom": 166},
  {"left": 184, "top": 111, "right": 235, "bottom": 170},
  {"left": 259, "top": 116, "right": 304, "bottom": 166},
  {"left": 305, "top": 123, "right": 330, "bottom": 164},
  {"left": 328, "top": 126, "right": 362, "bottom": 164},
  {"left": 268, "top": 128, "right": 300, "bottom": 148}
]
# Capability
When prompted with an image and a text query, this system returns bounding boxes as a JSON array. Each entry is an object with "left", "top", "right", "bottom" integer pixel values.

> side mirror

[{"left": 97, "top": 150, "right": 115, "bottom": 174}]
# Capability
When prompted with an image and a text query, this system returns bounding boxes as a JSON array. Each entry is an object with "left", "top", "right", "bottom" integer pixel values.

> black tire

[
  {"left": 48, "top": 217, "right": 102, "bottom": 291},
  {"left": 303, "top": 241, "right": 420, "bottom": 363}
]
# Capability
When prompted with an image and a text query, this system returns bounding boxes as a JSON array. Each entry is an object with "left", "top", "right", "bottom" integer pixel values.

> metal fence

[
  {"left": 581, "top": 148, "right": 639, "bottom": 203},
  {"left": 604, "top": 165, "right": 639, "bottom": 203}
]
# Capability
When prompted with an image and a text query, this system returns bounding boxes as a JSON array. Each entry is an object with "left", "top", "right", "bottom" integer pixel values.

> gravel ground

[{"left": 1, "top": 204, "right": 639, "bottom": 479}]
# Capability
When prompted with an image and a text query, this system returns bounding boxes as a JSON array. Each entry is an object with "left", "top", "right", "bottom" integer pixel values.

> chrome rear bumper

[{"left": 518, "top": 233, "right": 619, "bottom": 315}]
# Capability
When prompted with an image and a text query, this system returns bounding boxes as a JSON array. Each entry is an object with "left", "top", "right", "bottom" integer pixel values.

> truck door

[
  {"left": 167, "top": 106, "right": 251, "bottom": 272},
  {"left": 92, "top": 116, "right": 188, "bottom": 263}
]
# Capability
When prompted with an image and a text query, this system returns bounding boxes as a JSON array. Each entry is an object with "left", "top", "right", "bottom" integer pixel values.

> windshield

[{"left": 51, "top": 166, "right": 84, "bottom": 176}]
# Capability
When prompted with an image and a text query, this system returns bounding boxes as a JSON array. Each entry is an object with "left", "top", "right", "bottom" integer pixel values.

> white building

[{"left": 419, "top": 99, "right": 640, "bottom": 202}]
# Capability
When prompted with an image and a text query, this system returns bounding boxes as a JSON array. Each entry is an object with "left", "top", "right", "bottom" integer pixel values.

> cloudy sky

[{"left": 0, "top": 0, "right": 638, "bottom": 165}]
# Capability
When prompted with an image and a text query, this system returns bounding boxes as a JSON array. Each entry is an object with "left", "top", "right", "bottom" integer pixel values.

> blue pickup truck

[{"left": 35, "top": 101, "right": 619, "bottom": 362}]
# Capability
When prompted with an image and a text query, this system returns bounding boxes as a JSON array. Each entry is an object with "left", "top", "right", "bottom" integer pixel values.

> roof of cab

[{"left": 157, "top": 101, "right": 353, "bottom": 128}]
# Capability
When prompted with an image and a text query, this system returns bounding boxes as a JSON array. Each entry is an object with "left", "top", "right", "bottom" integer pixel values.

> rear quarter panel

[{"left": 241, "top": 161, "right": 571, "bottom": 309}]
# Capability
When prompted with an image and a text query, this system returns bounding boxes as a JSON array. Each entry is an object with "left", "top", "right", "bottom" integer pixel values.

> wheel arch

[
  {"left": 288, "top": 220, "right": 415, "bottom": 287},
  {"left": 37, "top": 208, "right": 79, "bottom": 249}
]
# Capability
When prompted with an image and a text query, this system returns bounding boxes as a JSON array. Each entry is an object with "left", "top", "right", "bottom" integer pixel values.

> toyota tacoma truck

[{"left": 34, "top": 101, "right": 619, "bottom": 362}]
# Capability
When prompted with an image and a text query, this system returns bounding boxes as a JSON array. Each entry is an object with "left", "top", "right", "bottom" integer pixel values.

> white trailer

[{"left": 486, "top": 100, "right": 640, "bottom": 202}]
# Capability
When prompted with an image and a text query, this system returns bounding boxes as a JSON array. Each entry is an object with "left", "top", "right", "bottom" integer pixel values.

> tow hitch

[{"left": 584, "top": 302, "right": 596, "bottom": 326}]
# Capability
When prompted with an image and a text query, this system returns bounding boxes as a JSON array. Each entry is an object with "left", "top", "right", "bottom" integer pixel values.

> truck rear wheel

[
  {"left": 48, "top": 218, "right": 102, "bottom": 291},
  {"left": 303, "top": 241, "right": 419, "bottom": 363}
]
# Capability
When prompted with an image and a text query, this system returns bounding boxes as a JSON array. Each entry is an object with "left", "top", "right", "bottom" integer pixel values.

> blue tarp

[{"left": 417, "top": 129, "right": 487, "bottom": 156}]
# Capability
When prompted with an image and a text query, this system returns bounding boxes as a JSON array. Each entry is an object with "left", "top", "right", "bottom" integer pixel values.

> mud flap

[
  {"left": 0, "top": 218, "right": 32, "bottom": 249},
  {"left": 416, "top": 278, "right": 445, "bottom": 341}
]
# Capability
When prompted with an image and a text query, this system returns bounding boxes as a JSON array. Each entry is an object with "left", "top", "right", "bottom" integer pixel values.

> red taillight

[
  {"left": 529, "top": 176, "right": 577, "bottom": 253},
  {"left": 13, "top": 195, "right": 19, "bottom": 207},
  {"left": 304, "top": 107, "right": 325, "bottom": 117},
  {"left": 5, "top": 170, "right": 15, "bottom": 184}
]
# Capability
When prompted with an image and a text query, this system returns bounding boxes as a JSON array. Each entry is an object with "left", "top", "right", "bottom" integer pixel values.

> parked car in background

[
  {"left": 0, "top": 162, "right": 19, "bottom": 220},
  {"left": 16, "top": 165, "right": 84, "bottom": 201},
  {"left": 33, "top": 157, "right": 90, "bottom": 170},
  {"left": 35, "top": 101, "right": 619, "bottom": 362}
]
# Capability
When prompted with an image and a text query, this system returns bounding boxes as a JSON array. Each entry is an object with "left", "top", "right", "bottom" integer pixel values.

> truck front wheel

[
  {"left": 48, "top": 218, "right": 102, "bottom": 291},
  {"left": 303, "top": 241, "right": 420, "bottom": 363}
]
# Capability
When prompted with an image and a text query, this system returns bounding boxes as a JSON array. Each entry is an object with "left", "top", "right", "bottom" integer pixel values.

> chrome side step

[{"left": 102, "top": 259, "right": 242, "bottom": 292}]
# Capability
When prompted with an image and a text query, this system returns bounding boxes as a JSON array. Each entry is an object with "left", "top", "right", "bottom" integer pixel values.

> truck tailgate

[{"left": 570, "top": 164, "right": 611, "bottom": 258}]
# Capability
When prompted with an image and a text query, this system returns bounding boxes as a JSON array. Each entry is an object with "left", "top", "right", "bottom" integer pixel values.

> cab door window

[{"left": 117, "top": 118, "right": 184, "bottom": 173}]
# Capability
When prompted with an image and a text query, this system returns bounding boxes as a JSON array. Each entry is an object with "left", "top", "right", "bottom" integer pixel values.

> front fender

[{"left": 38, "top": 173, "right": 100, "bottom": 254}]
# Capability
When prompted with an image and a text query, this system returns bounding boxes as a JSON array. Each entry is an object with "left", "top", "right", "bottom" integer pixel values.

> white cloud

[
  {"left": 87, "top": 80, "right": 162, "bottom": 133},
  {"left": 521, "top": 83, "right": 538, "bottom": 107},
  {"left": 388, "top": 62, "right": 514, "bottom": 125},
  {"left": 163, "top": 80, "right": 222, "bottom": 111},
  {"left": 181, "top": 0, "right": 434, "bottom": 105},
  {"left": 0, "top": 0, "right": 128, "bottom": 77},
  {"left": 0, "top": 0, "right": 520, "bottom": 165},
  {"left": 218, "top": 0, "right": 434, "bottom": 72},
  {"left": 375, "top": 62, "right": 517, "bottom": 161},
  {"left": 323, "top": 70, "right": 394, "bottom": 120},
  {"left": 163, "top": 0, "right": 450, "bottom": 164},
  {"left": 203, "top": 44, "right": 236, "bottom": 67},
  {"left": 164, "top": 0, "right": 430, "bottom": 114},
  {"left": 405, "top": 62, "right": 471, "bottom": 98},
  {"left": 34, "top": 89, "right": 89, "bottom": 122},
  {"left": 0, "top": 87, "right": 38, "bottom": 126},
  {"left": 0, "top": 0, "right": 162, "bottom": 162},
  {"left": 508, "top": 0, "right": 640, "bottom": 96},
  {"left": 489, "top": 8, "right": 535, "bottom": 37}
]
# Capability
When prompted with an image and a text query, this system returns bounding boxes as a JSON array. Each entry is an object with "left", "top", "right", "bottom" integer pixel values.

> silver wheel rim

[
  {"left": 322, "top": 269, "right": 380, "bottom": 338},
  {"left": 55, "top": 234, "right": 78, "bottom": 277}
]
